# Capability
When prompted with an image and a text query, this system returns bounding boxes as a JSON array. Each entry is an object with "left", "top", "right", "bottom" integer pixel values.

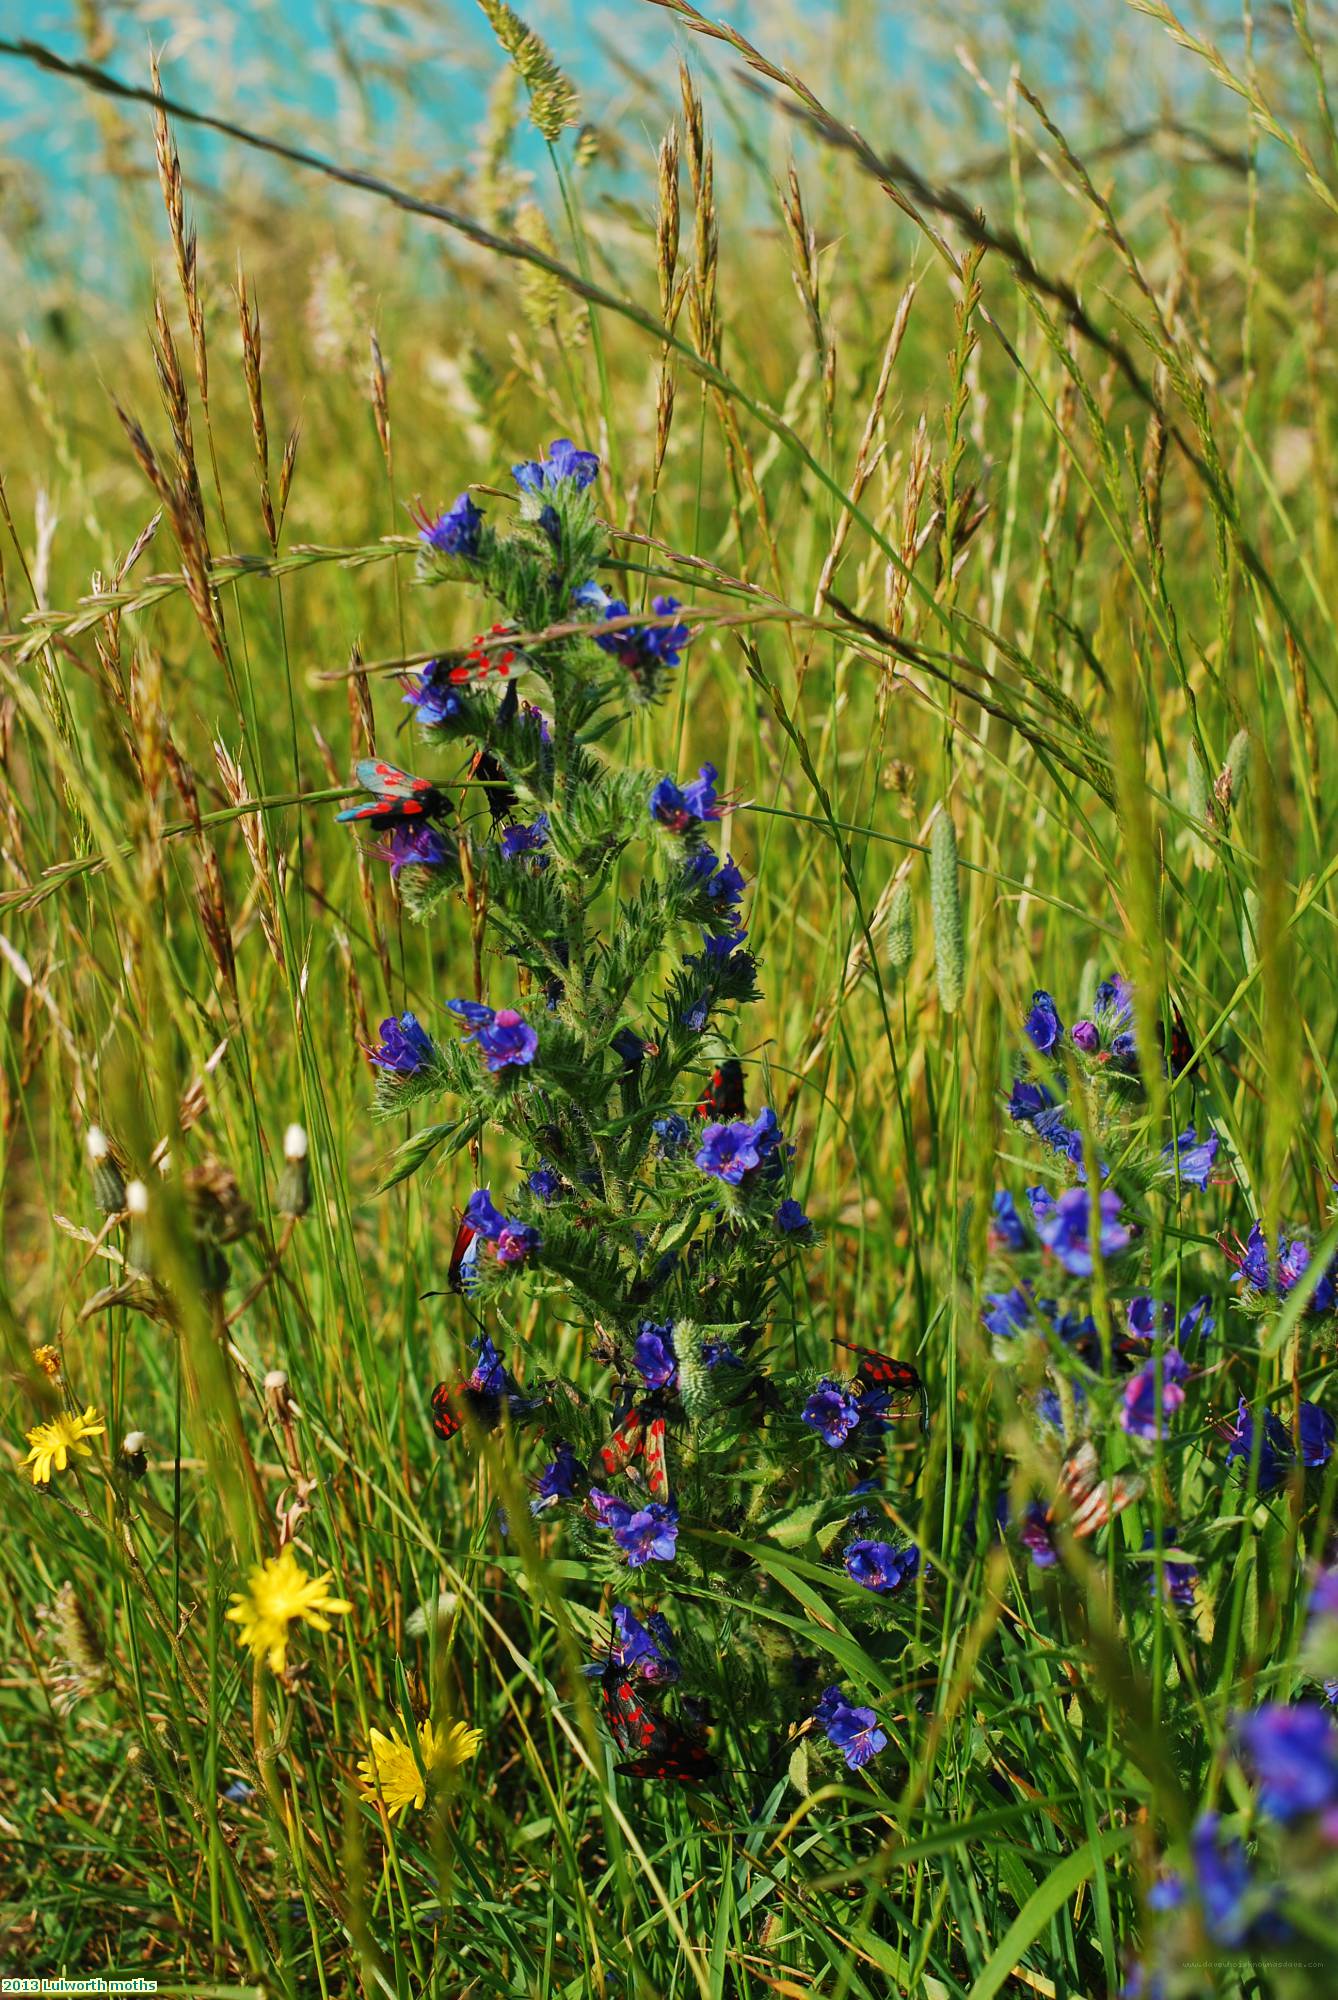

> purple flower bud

[{"left": 1023, "top": 990, "right": 1063, "bottom": 1054}]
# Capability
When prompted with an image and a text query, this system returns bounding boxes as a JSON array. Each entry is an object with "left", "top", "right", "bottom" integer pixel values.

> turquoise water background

[{"left": 1, "top": 0, "right": 1231, "bottom": 306}]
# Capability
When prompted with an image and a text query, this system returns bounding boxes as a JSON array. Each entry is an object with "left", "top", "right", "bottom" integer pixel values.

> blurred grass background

[{"left": 1, "top": 0, "right": 1336, "bottom": 1991}]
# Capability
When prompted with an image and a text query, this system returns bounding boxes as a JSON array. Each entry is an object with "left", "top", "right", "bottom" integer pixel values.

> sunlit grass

[{"left": 2, "top": 0, "right": 1337, "bottom": 1992}]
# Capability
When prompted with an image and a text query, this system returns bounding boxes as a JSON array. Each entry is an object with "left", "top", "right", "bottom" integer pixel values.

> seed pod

[
  {"left": 277, "top": 1123, "right": 311, "bottom": 1219},
  {"left": 929, "top": 810, "right": 964, "bottom": 1014},
  {"left": 886, "top": 878, "right": 913, "bottom": 976},
  {"left": 86, "top": 1125, "right": 126, "bottom": 1214}
]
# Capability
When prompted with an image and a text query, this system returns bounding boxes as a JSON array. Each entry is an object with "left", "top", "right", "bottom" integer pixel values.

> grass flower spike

[{"left": 226, "top": 1545, "right": 352, "bottom": 1674}]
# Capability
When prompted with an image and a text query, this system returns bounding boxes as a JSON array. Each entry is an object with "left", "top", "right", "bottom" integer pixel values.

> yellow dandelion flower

[
  {"left": 356, "top": 1716, "right": 482, "bottom": 1819},
  {"left": 32, "top": 1345, "right": 61, "bottom": 1381},
  {"left": 225, "top": 1544, "right": 352, "bottom": 1675},
  {"left": 22, "top": 1405, "right": 106, "bottom": 1484}
]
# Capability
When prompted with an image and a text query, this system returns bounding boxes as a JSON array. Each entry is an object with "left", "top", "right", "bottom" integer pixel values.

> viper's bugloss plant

[{"left": 340, "top": 443, "right": 920, "bottom": 1784}]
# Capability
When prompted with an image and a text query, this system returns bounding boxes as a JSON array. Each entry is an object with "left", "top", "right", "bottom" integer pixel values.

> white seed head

[
  {"left": 264, "top": 1368, "right": 289, "bottom": 1393},
  {"left": 122, "top": 1430, "right": 147, "bottom": 1456},
  {"left": 125, "top": 1179, "right": 149, "bottom": 1216},
  {"left": 86, "top": 1125, "right": 108, "bottom": 1163},
  {"left": 283, "top": 1123, "right": 308, "bottom": 1161}
]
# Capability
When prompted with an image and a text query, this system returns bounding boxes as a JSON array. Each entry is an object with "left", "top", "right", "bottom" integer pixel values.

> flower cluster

[{"left": 332, "top": 439, "right": 931, "bottom": 1791}]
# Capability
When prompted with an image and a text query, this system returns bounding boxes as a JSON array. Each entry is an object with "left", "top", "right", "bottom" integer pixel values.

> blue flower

[
  {"left": 812, "top": 1685, "right": 887, "bottom": 1769},
  {"left": 701, "top": 1338, "right": 742, "bottom": 1370},
  {"left": 1026, "top": 1185, "right": 1056, "bottom": 1220},
  {"left": 500, "top": 814, "right": 550, "bottom": 862},
  {"left": 633, "top": 1321, "right": 677, "bottom": 1392},
  {"left": 1123, "top": 1294, "right": 1213, "bottom": 1349},
  {"left": 990, "top": 1190, "right": 1029, "bottom": 1251},
  {"left": 1223, "top": 1396, "right": 1294, "bottom": 1493},
  {"left": 1019, "top": 1501, "right": 1059, "bottom": 1569},
  {"left": 496, "top": 1221, "right": 541, "bottom": 1267},
  {"left": 802, "top": 1379, "right": 861, "bottom": 1448},
  {"left": 695, "top": 1108, "right": 783, "bottom": 1184},
  {"left": 775, "top": 1198, "right": 811, "bottom": 1234},
  {"left": 531, "top": 1440, "right": 583, "bottom": 1513},
  {"left": 1156, "top": 1812, "right": 1285, "bottom": 1949},
  {"left": 982, "top": 1286, "right": 1033, "bottom": 1342},
  {"left": 1126, "top": 1295, "right": 1159, "bottom": 1340},
  {"left": 1008, "top": 1077, "right": 1056, "bottom": 1123},
  {"left": 1120, "top": 1348, "right": 1189, "bottom": 1440},
  {"left": 1095, "top": 975, "right": 1134, "bottom": 1027},
  {"left": 587, "top": 1602, "right": 681, "bottom": 1685},
  {"left": 1031, "top": 1106, "right": 1092, "bottom": 1173},
  {"left": 587, "top": 1486, "right": 633, "bottom": 1530},
  {"left": 1183, "top": 1814, "right": 1264, "bottom": 1947},
  {"left": 469, "top": 1333, "right": 508, "bottom": 1396},
  {"left": 611, "top": 1501, "right": 679, "bottom": 1569},
  {"left": 651, "top": 765, "right": 720, "bottom": 831},
  {"left": 588, "top": 595, "right": 691, "bottom": 679},
  {"left": 527, "top": 1162, "right": 562, "bottom": 1202},
  {"left": 512, "top": 437, "right": 599, "bottom": 493},
  {"left": 1235, "top": 1703, "right": 1338, "bottom": 1822},
  {"left": 1312, "top": 1567, "right": 1338, "bottom": 1624},
  {"left": 653, "top": 1113, "right": 690, "bottom": 1155},
  {"left": 1036, "top": 1188, "right": 1134, "bottom": 1275},
  {"left": 368, "top": 1012, "right": 435, "bottom": 1076},
  {"left": 1159, "top": 1126, "right": 1219, "bottom": 1191},
  {"left": 418, "top": 491, "right": 483, "bottom": 558},
  {"left": 381, "top": 822, "right": 451, "bottom": 874},
  {"left": 844, "top": 1539, "right": 920, "bottom": 1595},
  {"left": 1070, "top": 1019, "right": 1099, "bottom": 1053},
  {"left": 1036, "top": 1381, "right": 1086, "bottom": 1431},
  {"left": 701, "top": 923, "right": 749, "bottom": 962},
  {"left": 463, "top": 1187, "right": 541, "bottom": 1269},
  {"left": 447, "top": 1000, "right": 539, "bottom": 1073},
  {"left": 402, "top": 658, "right": 468, "bottom": 727},
  {"left": 1300, "top": 1401, "right": 1336, "bottom": 1467},
  {"left": 1023, "top": 990, "right": 1063, "bottom": 1054},
  {"left": 685, "top": 852, "right": 745, "bottom": 913},
  {"left": 1234, "top": 1220, "right": 1337, "bottom": 1310},
  {"left": 1141, "top": 1529, "right": 1198, "bottom": 1608}
]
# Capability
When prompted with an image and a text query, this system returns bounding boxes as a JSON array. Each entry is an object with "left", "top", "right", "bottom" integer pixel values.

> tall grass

[{"left": 1, "top": 0, "right": 1336, "bottom": 1992}]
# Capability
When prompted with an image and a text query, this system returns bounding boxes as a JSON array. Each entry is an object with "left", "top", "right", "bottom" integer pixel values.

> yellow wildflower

[
  {"left": 225, "top": 1544, "right": 352, "bottom": 1675},
  {"left": 356, "top": 1716, "right": 482, "bottom": 1819},
  {"left": 22, "top": 1405, "right": 106, "bottom": 1484},
  {"left": 32, "top": 1345, "right": 61, "bottom": 1381}
]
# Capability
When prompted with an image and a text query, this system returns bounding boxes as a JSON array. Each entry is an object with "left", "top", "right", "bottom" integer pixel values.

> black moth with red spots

[
  {"left": 834, "top": 1338, "right": 929, "bottom": 1437},
  {"left": 335, "top": 758, "right": 452, "bottom": 831},
  {"left": 696, "top": 1057, "right": 745, "bottom": 1121}
]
